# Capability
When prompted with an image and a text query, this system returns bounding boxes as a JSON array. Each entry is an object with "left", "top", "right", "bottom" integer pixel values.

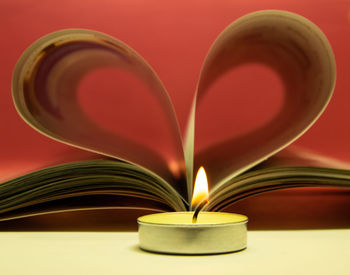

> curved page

[
  {"left": 12, "top": 29, "right": 187, "bottom": 199},
  {"left": 186, "top": 10, "right": 336, "bottom": 193},
  {"left": 249, "top": 146, "right": 350, "bottom": 171}
]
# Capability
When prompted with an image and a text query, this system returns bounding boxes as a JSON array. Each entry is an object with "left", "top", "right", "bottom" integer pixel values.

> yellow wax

[{"left": 138, "top": 211, "right": 247, "bottom": 225}]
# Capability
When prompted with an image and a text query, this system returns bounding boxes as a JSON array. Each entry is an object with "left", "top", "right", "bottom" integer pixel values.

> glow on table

[{"left": 0, "top": 230, "right": 349, "bottom": 275}]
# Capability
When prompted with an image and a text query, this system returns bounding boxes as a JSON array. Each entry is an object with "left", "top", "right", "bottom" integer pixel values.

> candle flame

[{"left": 191, "top": 166, "right": 209, "bottom": 209}]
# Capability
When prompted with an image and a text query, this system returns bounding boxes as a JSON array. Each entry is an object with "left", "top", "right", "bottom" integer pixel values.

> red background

[
  {"left": 2, "top": 0, "right": 350, "bottom": 171},
  {"left": 1, "top": 0, "right": 350, "bottom": 229},
  {"left": 0, "top": 0, "right": 350, "bottom": 171}
]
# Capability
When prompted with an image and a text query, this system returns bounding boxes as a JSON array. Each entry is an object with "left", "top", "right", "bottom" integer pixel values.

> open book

[{"left": 2, "top": 10, "right": 350, "bottom": 222}]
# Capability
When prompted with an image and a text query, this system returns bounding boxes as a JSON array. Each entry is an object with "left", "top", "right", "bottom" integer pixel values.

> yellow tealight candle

[
  {"left": 138, "top": 167, "right": 248, "bottom": 255},
  {"left": 138, "top": 211, "right": 247, "bottom": 254}
]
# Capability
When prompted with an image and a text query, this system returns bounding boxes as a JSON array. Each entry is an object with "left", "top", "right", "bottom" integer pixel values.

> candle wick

[{"left": 192, "top": 200, "right": 208, "bottom": 223}]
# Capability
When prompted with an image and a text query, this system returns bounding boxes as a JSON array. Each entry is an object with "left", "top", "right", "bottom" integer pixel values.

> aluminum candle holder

[{"left": 138, "top": 211, "right": 248, "bottom": 255}]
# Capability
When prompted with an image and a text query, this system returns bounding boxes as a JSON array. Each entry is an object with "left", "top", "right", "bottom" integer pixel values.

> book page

[
  {"left": 252, "top": 145, "right": 350, "bottom": 171},
  {"left": 186, "top": 10, "right": 336, "bottom": 194},
  {"left": 12, "top": 29, "right": 187, "bottom": 200},
  {"left": 0, "top": 159, "right": 187, "bottom": 219},
  {"left": 207, "top": 165, "right": 350, "bottom": 212}
]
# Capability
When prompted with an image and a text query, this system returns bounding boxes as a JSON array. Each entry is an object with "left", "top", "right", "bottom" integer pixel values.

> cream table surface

[{"left": 0, "top": 230, "right": 349, "bottom": 275}]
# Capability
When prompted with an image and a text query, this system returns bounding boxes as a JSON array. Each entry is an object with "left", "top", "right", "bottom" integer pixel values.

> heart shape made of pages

[{"left": 12, "top": 11, "right": 336, "bottom": 199}]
